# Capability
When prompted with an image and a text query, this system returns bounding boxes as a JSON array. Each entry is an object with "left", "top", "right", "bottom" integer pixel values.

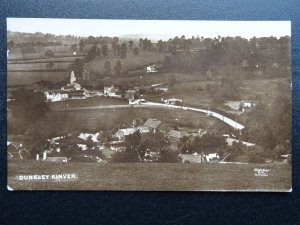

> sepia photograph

[{"left": 7, "top": 18, "right": 292, "bottom": 191}]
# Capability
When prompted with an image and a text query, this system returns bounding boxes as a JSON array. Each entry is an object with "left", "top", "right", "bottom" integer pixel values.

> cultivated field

[{"left": 7, "top": 161, "right": 291, "bottom": 191}]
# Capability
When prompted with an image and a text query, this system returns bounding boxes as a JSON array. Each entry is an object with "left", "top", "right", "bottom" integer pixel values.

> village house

[
  {"left": 78, "top": 132, "right": 101, "bottom": 143},
  {"left": 155, "top": 86, "right": 168, "bottom": 93},
  {"left": 68, "top": 90, "right": 86, "bottom": 100},
  {"left": 224, "top": 100, "right": 256, "bottom": 112},
  {"left": 180, "top": 152, "right": 220, "bottom": 163},
  {"left": 125, "top": 89, "right": 139, "bottom": 100},
  {"left": 61, "top": 85, "right": 75, "bottom": 92},
  {"left": 40, "top": 151, "right": 68, "bottom": 162},
  {"left": 224, "top": 136, "right": 255, "bottom": 147},
  {"left": 87, "top": 90, "right": 103, "bottom": 97},
  {"left": 163, "top": 98, "right": 183, "bottom": 106},
  {"left": 146, "top": 63, "right": 162, "bottom": 73},
  {"left": 166, "top": 129, "right": 190, "bottom": 142},
  {"left": 45, "top": 91, "right": 69, "bottom": 102},
  {"left": 43, "top": 156, "right": 68, "bottom": 162},
  {"left": 104, "top": 85, "right": 122, "bottom": 97},
  {"left": 113, "top": 126, "right": 150, "bottom": 141},
  {"left": 180, "top": 153, "right": 203, "bottom": 163},
  {"left": 144, "top": 150, "right": 160, "bottom": 162},
  {"left": 146, "top": 65, "right": 158, "bottom": 73},
  {"left": 143, "top": 118, "right": 162, "bottom": 133},
  {"left": 206, "top": 153, "right": 220, "bottom": 163}
]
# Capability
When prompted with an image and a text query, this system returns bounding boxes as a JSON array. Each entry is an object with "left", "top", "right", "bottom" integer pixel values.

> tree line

[{"left": 161, "top": 35, "right": 290, "bottom": 75}]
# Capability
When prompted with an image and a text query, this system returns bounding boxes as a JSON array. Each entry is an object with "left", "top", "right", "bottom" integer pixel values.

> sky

[{"left": 7, "top": 18, "right": 291, "bottom": 40}]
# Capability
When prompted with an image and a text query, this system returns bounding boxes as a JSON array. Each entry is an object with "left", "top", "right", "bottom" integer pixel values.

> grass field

[
  {"left": 7, "top": 161, "right": 291, "bottom": 191},
  {"left": 86, "top": 50, "right": 168, "bottom": 73},
  {"left": 50, "top": 96, "right": 128, "bottom": 110},
  {"left": 8, "top": 71, "right": 69, "bottom": 86},
  {"left": 56, "top": 106, "right": 231, "bottom": 133},
  {"left": 8, "top": 62, "right": 71, "bottom": 71}
]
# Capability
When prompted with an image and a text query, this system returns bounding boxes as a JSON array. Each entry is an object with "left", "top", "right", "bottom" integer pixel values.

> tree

[
  {"left": 138, "top": 132, "right": 165, "bottom": 159},
  {"left": 195, "top": 133, "right": 226, "bottom": 154},
  {"left": 69, "top": 58, "right": 84, "bottom": 76},
  {"left": 168, "top": 74, "right": 176, "bottom": 88},
  {"left": 70, "top": 44, "right": 77, "bottom": 53},
  {"left": 79, "top": 39, "right": 85, "bottom": 52},
  {"left": 110, "top": 151, "right": 140, "bottom": 163},
  {"left": 112, "top": 37, "right": 119, "bottom": 56},
  {"left": 9, "top": 89, "right": 49, "bottom": 135},
  {"left": 133, "top": 47, "right": 139, "bottom": 56},
  {"left": 101, "top": 43, "right": 108, "bottom": 57},
  {"left": 96, "top": 48, "right": 101, "bottom": 56},
  {"left": 120, "top": 43, "right": 127, "bottom": 58},
  {"left": 114, "top": 60, "right": 122, "bottom": 76},
  {"left": 44, "top": 49, "right": 54, "bottom": 58},
  {"left": 157, "top": 40, "right": 164, "bottom": 52},
  {"left": 158, "top": 149, "right": 181, "bottom": 163},
  {"left": 85, "top": 36, "right": 98, "bottom": 45},
  {"left": 126, "top": 130, "right": 141, "bottom": 150},
  {"left": 11, "top": 89, "right": 49, "bottom": 122},
  {"left": 248, "top": 147, "right": 265, "bottom": 163},
  {"left": 128, "top": 40, "right": 134, "bottom": 50},
  {"left": 111, "top": 130, "right": 141, "bottom": 163},
  {"left": 103, "top": 61, "right": 111, "bottom": 76},
  {"left": 86, "top": 45, "right": 97, "bottom": 62},
  {"left": 7, "top": 40, "right": 15, "bottom": 50},
  {"left": 178, "top": 136, "right": 191, "bottom": 153}
]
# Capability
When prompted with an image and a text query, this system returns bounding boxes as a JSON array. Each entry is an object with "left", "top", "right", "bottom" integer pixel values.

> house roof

[
  {"left": 117, "top": 128, "right": 138, "bottom": 136},
  {"left": 137, "top": 126, "right": 151, "bottom": 134},
  {"left": 144, "top": 118, "right": 162, "bottom": 129},
  {"left": 167, "top": 130, "right": 190, "bottom": 139},
  {"left": 59, "top": 136, "right": 87, "bottom": 145},
  {"left": 126, "top": 89, "right": 136, "bottom": 94},
  {"left": 116, "top": 126, "right": 150, "bottom": 137},
  {"left": 179, "top": 154, "right": 202, "bottom": 163},
  {"left": 61, "top": 86, "right": 74, "bottom": 91}
]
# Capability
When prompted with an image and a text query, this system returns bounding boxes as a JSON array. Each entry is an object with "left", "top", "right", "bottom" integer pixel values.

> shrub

[{"left": 44, "top": 49, "right": 54, "bottom": 58}]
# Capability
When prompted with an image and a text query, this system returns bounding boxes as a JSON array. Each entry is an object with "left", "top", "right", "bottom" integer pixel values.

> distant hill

[{"left": 119, "top": 34, "right": 175, "bottom": 41}]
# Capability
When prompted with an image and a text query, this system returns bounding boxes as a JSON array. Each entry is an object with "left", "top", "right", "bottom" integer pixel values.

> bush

[
  {"left": 248, "top": 147, "right": 265, "bottom": 163},
  {"left": 158, "top": 149, "right": 181, "bottom": 163},
  {"left": 110, "top": 151, "right": 140, "bottom": 163},
  {"left": 44, "top": 49, "right": 54, "bottom": 58}
]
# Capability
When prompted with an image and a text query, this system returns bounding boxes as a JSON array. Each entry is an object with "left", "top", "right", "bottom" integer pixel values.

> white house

[
  {"left": 146, "top": 65, "right": 158, "bottom": 73},
  {"left": 164, "top": 98, "right": 183, "bottom": 106},
  {"left": 45, "top": 91, "right": 69, "bottom": 102},
  {"left": 104, "top": 85, "right": 120, "bottom": 97},
  {"left": 78, "top": 132, "right": 101, "bottom": 143}
]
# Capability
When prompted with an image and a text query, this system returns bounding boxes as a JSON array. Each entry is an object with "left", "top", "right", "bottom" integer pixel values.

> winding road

[{"left": 54, "top": 101, "right": 245, "bottom": 130}]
